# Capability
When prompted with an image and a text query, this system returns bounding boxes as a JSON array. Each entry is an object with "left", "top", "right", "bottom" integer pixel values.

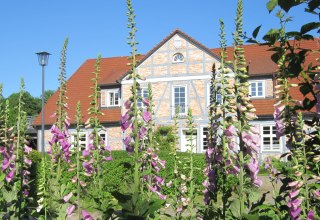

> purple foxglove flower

[
  {"left": 24, "top": 146, "right": 33, "bottom": 154},
  {"left": 66, "top": 205, "right": 75, "bottom": 216},
  {"left": 142, "top": 98, "right": 150, "bottom": 106},
  {"left": 126, "top": 144, "right": 134, "bottom": 153},
  {"left": 224, "top": 125, "right": 237, "bottom": 138},
  {"left": 123, "top": 136, "right": 131, "bottom": 146},
  {"left": 253, "top": 178, "right": 263, "bottom": 187},
  {"left": 138, "top": 126, "right": 147, "bottom": 139},
  {"left": 288, "top": 198, "right": 302, "bottom": 210},
  {"left": 0, "top": 146, "right": 4, "bottom": 153},
  {"left": 289, "top": 189, "right": 300, "bottom": 199},
  {"left": 80, "top": 181, "right": 86, "bottom": 187},
  {"left": 83, "top": 161, "right": 94, "bottom": 175},
  {"left": 156, "top": 192, "right": 166, "bottom": 200},
  {"left": 24, "top": 158, "right": 32, "bottom": 167},
  {"left": 23, "top": 189, "right": 29, "bottom": 197},
  {"left": 82, "top": 149, "right": 90, "bottom": 157},
  {"left": 158, "top": 159, "right": 166, "bottom": 168},
  {"left": 121, "top": 112, "right": 130, "bottom": 124},
  {"left": 6, "top": 170, "right": 14, "bottom": 182},
  {"left": 154, "top": 176, "right": 164, "bottom": 185},
  {"left": 142, "top": 111, "right": 151, "bottom": 123},
  {"left": 82, "top": 210, "right": 93, "bottom": 220},
  {"left": 124, "top": 100, "right": 132, "bottom": 109},
  {"left": 289, "top": 207, "right": 301, "bottom": 220},
  {"left": 2, "top": 158, "right": 10, "bottom": 171},
  {"left": 149, "top": 185, "right": 157, "bottom": 193},
  {"left": 121, "top": 120, "right": 131, "bottom": 132},
  {"left": 313, "top": 189, "right": 320, "bottom": 198},
  {"left": 63, "top": 192, "right": 73, "bottom": 203},
  {"left": 104, "top": 146, "right": 112, "bottom": 152},
  {"left": 307, "top": 210, "right": 315, "bottom": 220},
  {"left": 103, "top": 156, "right": 112, "bottom": 161}
]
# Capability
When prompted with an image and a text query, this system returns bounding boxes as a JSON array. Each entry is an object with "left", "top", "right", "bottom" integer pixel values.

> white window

[
  {"left": 173, "top": 86, "right": 187, "bottom": 115},
  {"left": 249, "top": 81, "right": 265, "bottom": 98},
  {"left": 202, "top": 127, "right": 209, "bottom": 152},
  {"left": 207, "top": 83, "right": 222, "bottom": 107},
  {"left": 70, "top": 132, "right": 87, "bottom": 150},
  {"left": 99, "top": 131, "right": 107, "bottom": 145},
  {"left": 137, "top": 88, "right": 148, "bottom": 108},
  {"left": 101, "top": 89, "right": 120, "bottom": 107},
  {"left": 172, "top": 53, "right": 184, "bottom": 63},
  {"left": 261, "top": 125, "right": 280, "bottom": 151}
]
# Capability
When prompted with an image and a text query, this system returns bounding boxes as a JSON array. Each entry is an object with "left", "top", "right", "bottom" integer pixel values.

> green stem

[{"left": 77, "top": 130, "right": 81, "bottom": 220}]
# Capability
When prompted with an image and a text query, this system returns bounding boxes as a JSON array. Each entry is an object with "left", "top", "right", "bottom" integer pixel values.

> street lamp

[{"left": 36, "top": 51, "right": 51, "bottom": 156}]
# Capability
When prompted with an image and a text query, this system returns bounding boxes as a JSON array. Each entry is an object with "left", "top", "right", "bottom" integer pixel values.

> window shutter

[{"left": 101, "top": 90, "right": 107, "bottom": 107}]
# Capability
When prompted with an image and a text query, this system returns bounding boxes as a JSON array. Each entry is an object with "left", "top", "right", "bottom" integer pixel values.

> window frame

[
  {"left": 172, "top": 53, "right": 184, "bottom": 63},
  {"left": 249, "top": 80, "right": 265, "bottom": 98},
  {"left": 172, "top": 85, "right": 187, "bottom": 116},
  {"left": 261, "top": 124, "right": 281, "bottom": 152},
  {"left": 137, "top": 87, "right": 148, "bottom": 109},
  {"left": 207, "top": 83, "right": 222, "bottom": 107},
  {"left": 102, "top": 89, "right": 120, "bottom": 107}
]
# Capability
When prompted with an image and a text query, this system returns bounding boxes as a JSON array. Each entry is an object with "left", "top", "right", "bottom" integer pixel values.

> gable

[{"left": 121, "top": 30, "right": 224, "bottom": 83}]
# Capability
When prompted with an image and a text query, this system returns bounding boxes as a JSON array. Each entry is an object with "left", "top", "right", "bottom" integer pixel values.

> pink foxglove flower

[
  {"left": 124, "top": 100, "right": 132, "bottom": 109},
  {"left": 142, "top": 111, "right": 151, "bottom": 122},
  {"left": 82, "top": 210, "right": 93, "bottom": 220},
  {"left": 138, "top": 126, "right": 147, "bottom": 139},
  {"left": 66, "top": 205, "right": 75, "bottom": 216},
  {"left": 307, "top": 210, "right": 315, "bottom": 220},
  {"left": 63, "top": 192, "right": 73, "bottom": 203},
  {"left": 6, "top": 170, "right": 14, "bottom": 183}
]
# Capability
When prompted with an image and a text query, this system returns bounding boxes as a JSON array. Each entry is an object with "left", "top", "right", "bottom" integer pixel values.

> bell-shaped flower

[
  {"left": 63, "top": 192, "right": 73, "bottom": 203},
  {"left": 142, "top": 111, "right": 151, "bottom": 123},
  {"left": 138, "top": 126, "right": 147, "bottom": 139},
  {"left": 82, "top": 210, "right": 93, "bottom": 220},
  {"left": 66, "top": 205, "right": 75, "bottom": 216},
  {"left": 5, "top": 170, "right": 15, "bottom": 182}
]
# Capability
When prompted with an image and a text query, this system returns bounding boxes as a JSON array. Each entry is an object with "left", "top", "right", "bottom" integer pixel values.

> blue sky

[{"left": 0, "top": 0, "right": 317, "bottom": 98}]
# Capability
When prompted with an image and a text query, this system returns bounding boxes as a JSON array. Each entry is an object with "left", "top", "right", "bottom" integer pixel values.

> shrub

[{"left": 153, "top": 126, "right": 177, "bottom": 152}]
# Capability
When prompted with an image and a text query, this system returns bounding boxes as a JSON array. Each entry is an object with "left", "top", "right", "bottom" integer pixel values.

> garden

[{"left": 0, "top": 0, "right": 319, "bottom": 219}]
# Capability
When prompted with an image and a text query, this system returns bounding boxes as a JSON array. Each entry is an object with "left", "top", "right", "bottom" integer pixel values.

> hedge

[{"left": 28, "top": 150, "right": 207, "bottom": 197}]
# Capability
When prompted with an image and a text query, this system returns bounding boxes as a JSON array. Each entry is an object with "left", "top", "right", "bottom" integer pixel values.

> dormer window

[
  {"left": 172, "top": 53, "right": 184, "bottom": 63},
  {"left": 101, "top": 89, "right": 120, "bottom": 107},
  {"left": 249, "top": 80, "right": 265, "bottom": 98}
]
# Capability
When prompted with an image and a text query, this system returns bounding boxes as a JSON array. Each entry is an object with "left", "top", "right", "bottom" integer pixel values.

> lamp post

[{"left": 36, "top": 51, "right": 51, "bottom": 156}]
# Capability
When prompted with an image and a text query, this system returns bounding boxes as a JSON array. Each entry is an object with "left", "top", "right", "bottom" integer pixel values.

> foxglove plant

[
  {"left": 86, "top": 55, "right": 112, "bottom": 183},
  {"left": 203, "top": 20, "right": 238, "bottom": 219},
  {"left": 228, "top": 0, "right": 262, "bottom": 217},
  {"left": 82, "top": 55, "right": 113, "bottom": 217},
  {"left": 259, "top": 1, "right": 320, "bottom": 218},
  {"left": 114, "top": 1, "right": 166, "bottom": 218},
  {"left": 0, "top": 79, "right": 33, "bottom": 219},
  {"left": 64, "top": 102, "right": 93, "bottom": 220}
]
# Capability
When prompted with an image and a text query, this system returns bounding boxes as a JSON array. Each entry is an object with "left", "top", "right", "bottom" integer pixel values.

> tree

[{"left": 6, "top": 91, "right": 41, "bottom": 127}]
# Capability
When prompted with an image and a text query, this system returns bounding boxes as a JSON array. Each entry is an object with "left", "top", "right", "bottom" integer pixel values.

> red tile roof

[
  {"left": 33, "top": 57, "right": 129, "bottom": 126},
  {"left": 33, "top": 31, "right": 319, "bottom": 126},
  {"left": 211, "top": 38, "right": 320, "bottom": 75}
]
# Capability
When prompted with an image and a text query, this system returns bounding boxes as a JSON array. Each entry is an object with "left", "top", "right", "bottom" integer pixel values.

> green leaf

[
  {"left": 307, "top": 0, "right": 320, "bottom": 12},
  {"left": 252, "top": 25, "right": 262, "bottom": 39},
  {"left": 278, "top": 0, "right": 303, "bottom": 12},
  {"left": 300, "top": 22, "right": 320, "bottom": 34},
  {"left": 248, "top": 190, "right": 262, "bottom": 203},
  {"left": 230, "top": 199, "right": 241, "bottom": 218},
  {"left": 266, "top": 0, "right": 278, "bottom": 13}
]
